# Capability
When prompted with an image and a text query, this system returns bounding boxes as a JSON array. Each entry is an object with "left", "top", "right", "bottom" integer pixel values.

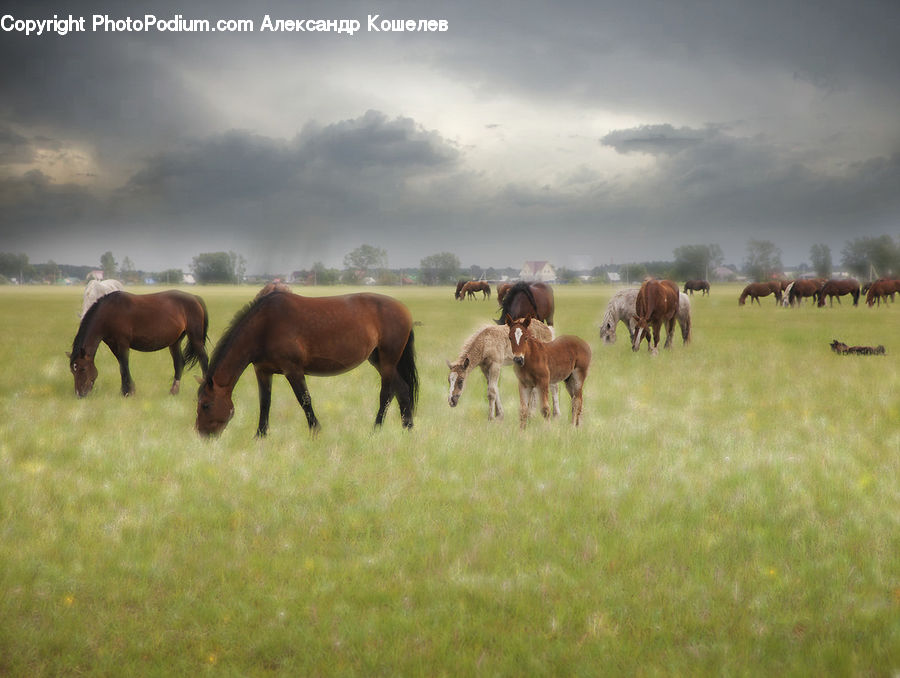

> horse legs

[
  {"left": 564, "top": 372, "right": 584, "bottom": 427},
  {"left": 483, "top": 363, "right": 503, "bottom": 420},
  {"left": 168, "top": 344, "right": 184, "bottom": 395},
  {"left": 110, "top": 345, "right": 135, "bottom": 396},
  {"left": 254, "top": 368, "right": 273, "bottom": 437},
  {"left": 285, "top": 370, "right": 320, "bottom": 434},
  {"left": 550, "top": 382, "right": 560, "bottom": 417},
  {"left": 518, "top": 380, "right": 532, "bottom": 430},
  {"left": 663, "top": 317, "right": 676, "bottom": 349}
]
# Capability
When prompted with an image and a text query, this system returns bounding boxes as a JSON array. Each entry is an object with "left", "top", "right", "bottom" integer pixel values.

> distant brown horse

[
  {"left": 788, "top": 278, "right": 825, "bottom": 306},
  {"left": 459, "top": 280, "right": 491, "bottom": 300},
  {"left": 632, "top": 279, "right": 680, "bottom": 354},
  {"left": 739, "top": 281, "right": 782, "bottom": 305},
  {"left": 865, "top": 279, "right": 900, "bottom": 307},
  {"left": 817, "top": 279, "right": 860, "bottom": 307},
  {"left": 195, "top": 291, "right": 418, "bottom": 437},
  {"left": 496, "top": 283, "right": 512, "bottom": 304},
  {"left": 683, "top": 279, "right": 710, "bottom": 295},
  {"left": 506, "top": 315, "right": 591, "bottom": 429},
  {"left": 496, "top": 282, "right": 555, "bottom": 326},
  {"left": 68, "top": 290, "right": 209, "bottom": 397}
]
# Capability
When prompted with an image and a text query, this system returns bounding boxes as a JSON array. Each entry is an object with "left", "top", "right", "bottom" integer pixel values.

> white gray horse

[
  {"left": 447, "top": 320, "right": 558, "bottom": 420},
  {"left": 599, "top": 288, "right": 692, "bottom": 345},
  {"left": 80, "top": 279, "right": 125, "bottom": 318}
]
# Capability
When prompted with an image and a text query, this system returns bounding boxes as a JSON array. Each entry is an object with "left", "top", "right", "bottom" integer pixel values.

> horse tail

[
  {"left": 397, "top": 328, "right": 419, "bottom": 413},
  {"left": 183, "top": 295, "right": 210, "bottom": 369}
]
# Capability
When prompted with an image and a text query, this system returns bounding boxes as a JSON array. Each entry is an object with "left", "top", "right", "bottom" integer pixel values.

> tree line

[{"left": 2, "top": 236, "right": 898, "bottom": 286}]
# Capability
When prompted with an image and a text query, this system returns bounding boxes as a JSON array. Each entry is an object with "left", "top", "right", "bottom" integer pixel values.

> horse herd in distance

[
  {"left": 65, "top": 272, "right": 893, "bottom": 438},
  {"left": 737, "top": 276, "right": 900, "bottom": 308}
]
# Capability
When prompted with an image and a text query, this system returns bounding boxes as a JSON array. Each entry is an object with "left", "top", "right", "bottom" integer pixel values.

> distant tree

[
  {"left": 743, "top": 240, "right": 783, "bottom": 281},
  {"left": 420, "top": 252, "right": 461, "bottom": 285},
  {"left": 840, "top": 235, "right": 899, "bottom": 280},
  {"left": 619, "top": 263, "right": 647, "bottom": 284},
  {"left": 672, "top": 244, "right": 723, "bottom": 281},
  {"left": 0, "top": 252, "right": 29, "bottom": 281},
  {"left": 120, "top": 256, "right": 139, "bottom": 284},
  {"left": 809, "top": 244, "right": 832, "bottom": 278},
  {"left": 100, "top": 251, "right": 117, "bottom": 279},
  {"left": 343, "top": 244, "right": 387, "bottom": 282},
  {"left": 229, "top": 251, "right": 247, "bottom": 283},
  {"left": 192, "top": 251, "right": 242, "bottom": 283},
  {"left": 159, "top": 269, "right": 184, "bottom": 284},
  {"left": 312, "top": 261, "right": 340, "bottom": 285},
  {"left": 555, "top": 267, "right": 580, "bottom": 284}
]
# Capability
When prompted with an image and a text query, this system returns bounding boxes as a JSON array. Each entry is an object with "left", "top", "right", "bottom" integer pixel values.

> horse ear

[
  {"left": 462, "top": 357, "right": 470, "bottom": 369},
  {"left": 505, "top": 314, "right": 513, "bottom": 325},
  {"left": 65, "top": 351, "right": 71, "bottom": 359},
  {"left": 523, "top": 315, "right": 532, "bottom": 327}
]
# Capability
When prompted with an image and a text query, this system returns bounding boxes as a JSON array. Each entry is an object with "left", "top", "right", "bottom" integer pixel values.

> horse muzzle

[
  {"left": 513, "top": 356, "right": 525, "bottom": 366},
  {"left": 448, "top": 395, "right": 459, "bottom": 407}
]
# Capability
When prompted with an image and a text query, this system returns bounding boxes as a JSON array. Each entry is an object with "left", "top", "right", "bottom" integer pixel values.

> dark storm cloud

[{"left": 122, "top": 110, "right": 459, "bottom": 218}]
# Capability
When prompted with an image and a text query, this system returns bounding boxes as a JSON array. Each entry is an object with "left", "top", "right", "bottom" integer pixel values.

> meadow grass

[{"left": 0, "top": 283, "right": 898, "bottom": 676}]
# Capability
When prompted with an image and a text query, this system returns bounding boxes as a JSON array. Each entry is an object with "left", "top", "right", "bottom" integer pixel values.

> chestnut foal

[{"left": 506, "top": 315, "right": 592, "bottom": 429}]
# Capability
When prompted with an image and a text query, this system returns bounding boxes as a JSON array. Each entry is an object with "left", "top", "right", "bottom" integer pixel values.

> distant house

[
  {"left": 183, "top": 274, "right": 196, "bottom": 285},
  {"left": 87, "top": 270, "right": 104, "bottom": 281},
  {"left": 607, "top": 272, "right": 622, "bottom": 283},
  {"left": 519, "top": 261, "right": 556, "bottom": 282}
]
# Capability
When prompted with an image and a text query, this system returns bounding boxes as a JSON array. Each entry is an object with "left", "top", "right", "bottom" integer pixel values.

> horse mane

[
  {"left": 206, "top": 291, "right": 285, "bottom": 383},
  {"left": 71, "top": 290, "right": 122, "bottom": 357},
  {"left": 496, "top": 282, "right": 538, "bottom": 324}
]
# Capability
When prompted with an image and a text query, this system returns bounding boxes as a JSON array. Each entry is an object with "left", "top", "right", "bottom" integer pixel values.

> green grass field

[{"left": 1, "top": 283, "right": 898, "bottom": 676}]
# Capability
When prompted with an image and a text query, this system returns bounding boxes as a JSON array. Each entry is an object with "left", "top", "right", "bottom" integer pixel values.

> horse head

[
  {"left": 67, "top": 348, "right": 98, "bottom": 397},
  {"left": 506, "top": 314, "right": 533, "bottom": 365},
  {"left": 446, "top": 357, "right": 470, "bottom": 407},
  {"left": 195, "top": 379, "right": 235, "bottom": 436}
]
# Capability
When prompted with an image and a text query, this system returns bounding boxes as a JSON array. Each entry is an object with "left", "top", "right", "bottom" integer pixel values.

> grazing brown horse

[
  {"left": 632, "top": 279, "right": 680, "bottom": 354},
  {"left": 683, "top": 279, "right": 710, "bottom": 295},
  {"left": 788, "top": 278, "right": 825, "bottom": 306},
  {"left": 865, "top": 278, "right": 900, "bottom": 307},
  {"left": 459, "top": 280, "right": 491, "bottom": 300},
  {"left": 817, "top": 278, "right": 860, "bottom": 307},
  {"left": 68, "top": 290, "right": 209, "bottom": 397},
  {"left": 739, "top": 281, "right": 782, "bottom": 305},
  {"left": 506, "top": 315, "right": 591, "bottom": 429},
  {"left": 195, "top": 291, "right": 418, "bottom": 437},
  {"left": 496, "top": 281, "right": 555, "bottom": 326}
]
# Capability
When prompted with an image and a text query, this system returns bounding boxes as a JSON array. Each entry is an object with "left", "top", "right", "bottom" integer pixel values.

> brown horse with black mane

[
  {"left": 683, "top": 279, "right": 710, "bottom": 295},
  {"left": 865, "top": 278, "right": 900, "bottom": 307},
  {"left": 739, "top": 281, "right": 782, "bottom": 305},
  {"left": 195, "top": 291, "right": 418, "bottom": 437},
  {"left": 817, "top": 278, "right": 860, "bottom": 307},
  {"left": 496, "top": 281, "right": 555, "bottom": 326},
  {"left": 632, "top": 279, "right": 680, "bottom": 354},
  {"left": 788, "top": 278, "right": 825, "bottom": 306},
  {"left": 459, "top": 280, "right": 491, "bottom": 300},
  {"left": 68, "top": 290, "right": 209, "bottom": 397}
]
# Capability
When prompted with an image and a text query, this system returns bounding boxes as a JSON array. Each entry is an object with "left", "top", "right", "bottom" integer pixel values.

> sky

[{"left": 2, "top": 0, "right": 899, "bottom": 274}]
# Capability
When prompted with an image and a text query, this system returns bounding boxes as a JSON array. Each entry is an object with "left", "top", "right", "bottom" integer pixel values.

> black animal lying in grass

[{"left": 830, "top": 340, "right": 886, "bottom": 356}]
